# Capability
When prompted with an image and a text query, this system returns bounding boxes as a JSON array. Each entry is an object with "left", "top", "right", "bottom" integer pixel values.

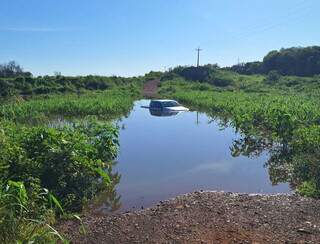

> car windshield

[{"left": 161, "top": 101, "right": 180, "bottom": 107}]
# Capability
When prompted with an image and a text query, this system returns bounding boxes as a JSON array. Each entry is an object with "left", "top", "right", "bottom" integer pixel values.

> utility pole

[
  {"left": 196, "top": 47, "right": 202, "bottom": 67},
  {"left": 196, "top": 111, "right": 199, "bottom": 125}
]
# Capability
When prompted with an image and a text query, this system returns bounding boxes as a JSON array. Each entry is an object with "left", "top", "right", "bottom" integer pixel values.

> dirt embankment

[
  {"left": 60, "top": 191, "right": 320, "bottom": 243},
  {"left": 142, "top": 79, "right": 160, "bottom": 98}
]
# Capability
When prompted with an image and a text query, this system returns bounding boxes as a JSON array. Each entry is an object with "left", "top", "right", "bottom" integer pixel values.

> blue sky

[{"left": 0, "top": 0, "right": 319, "bottom": 76}]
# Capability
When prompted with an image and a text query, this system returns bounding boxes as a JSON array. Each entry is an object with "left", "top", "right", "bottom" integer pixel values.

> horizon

[{"left": 1, "top": 0, "right": 319, "bottom": 76}]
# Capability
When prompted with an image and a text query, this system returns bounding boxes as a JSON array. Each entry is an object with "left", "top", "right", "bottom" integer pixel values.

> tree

[
  {"left": 229, "top": 46, "right": 320, "bottom": 77},
  {"left": 0, "top": 61, "right": 32, "bottom": 78}
]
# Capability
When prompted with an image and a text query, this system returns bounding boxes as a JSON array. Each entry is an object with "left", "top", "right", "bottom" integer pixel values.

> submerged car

[
  {"left": 149, "top": 108, "right": 179, "bottom": 117},
  {"left": 149, "top": 99, "right": 189, "bottom": 111}
]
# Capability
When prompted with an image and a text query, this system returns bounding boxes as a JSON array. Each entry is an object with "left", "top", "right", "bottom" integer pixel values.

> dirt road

[
  {"left": 60, "top": 191, "right": 320, "bottom": 243},
  {"left": 142, "top": 79, "right": 160, "bottom": 98}
]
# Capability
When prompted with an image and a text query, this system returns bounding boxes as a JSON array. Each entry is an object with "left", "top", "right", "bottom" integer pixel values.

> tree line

[
  {"left": 228, "top": 46, "right": 320, "bottom": 76},
  {"left": 0, "top": 75, "right": 145, "bottom": 97},
  {"left": 0, "top": 61, "right": 32, "bottom": 78}
]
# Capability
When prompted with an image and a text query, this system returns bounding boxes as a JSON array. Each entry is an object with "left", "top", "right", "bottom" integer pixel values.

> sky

[{"left": 0, "top": 0, "right": 319, "bottom": 76}]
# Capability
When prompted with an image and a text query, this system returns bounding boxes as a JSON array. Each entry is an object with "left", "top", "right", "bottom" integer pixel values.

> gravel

[{"left": 59, "top": 191, "right": 320, "bottom": 243}]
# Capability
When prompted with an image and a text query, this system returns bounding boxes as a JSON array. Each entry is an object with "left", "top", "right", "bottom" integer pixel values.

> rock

[{"left": 297, "top": 228, "right": 313, "bottom": 234}]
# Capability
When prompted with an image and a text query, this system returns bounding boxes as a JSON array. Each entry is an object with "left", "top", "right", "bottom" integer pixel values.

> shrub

[
  {"left": 265, "top": 70, "right": 281, "bottom": 84},
  {"left": 0, "top": 80, "right": 16, "bottom": 97},
  {"left": 0, "top": 74, "right": 144, "bottom": 98},
  {"left": 0, "top": 120, "right": 119, "bottom": 212},
  {"left": 177, "top": 66, "right": 211, "bottom": 81},
  {"left": 210, "top": 77, "right": 233, "bottom": 87}
]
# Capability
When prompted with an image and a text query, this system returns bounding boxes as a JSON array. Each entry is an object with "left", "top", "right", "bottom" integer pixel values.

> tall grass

[
  {"left": 0, "top": 180, "right": 66, "bottom": 243},
  {"left": 0, "top": 82, "right": 141, "bottom": 242},
  {"left": 0, "top": 84, "right": 141, "bottom": 123},
  {"left": 160, "top": 80, "right": 320, "bottom": 134},
  {"left": 160, "top": 80, "right": 320, "bottom": 198}
]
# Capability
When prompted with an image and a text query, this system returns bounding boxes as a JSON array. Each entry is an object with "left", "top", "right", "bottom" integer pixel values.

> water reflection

[
  {"left": 46, "top": 99, "right": 310, "bottom": 214},
  {"left": 149, "top": 108, "right": 180, "bottom": 117},
  {"left": 114, "top": 100, "right": 290, "bottom": 212},
  {"left": 84, "top": 161, "right": 122, "bottom": 214},
  {"left": 230, "top": 134, "right": 299, "bottom": 190}
]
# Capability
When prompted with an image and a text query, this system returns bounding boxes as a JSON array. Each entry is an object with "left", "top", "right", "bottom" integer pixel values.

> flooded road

[{"left": 114, "top": 100, "right": 290, "bottom": 211}]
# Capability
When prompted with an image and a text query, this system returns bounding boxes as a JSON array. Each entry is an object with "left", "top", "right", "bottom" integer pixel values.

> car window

[{"left": 150, "top": 101, "right": 162, "bottom": 108}]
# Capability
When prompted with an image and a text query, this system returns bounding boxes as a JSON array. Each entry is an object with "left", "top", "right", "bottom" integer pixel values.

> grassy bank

[
  {"left": 1, "top": 83, "right": 141, "bottom": 123},
  {"left": 162, "top": 65, "right": 320, "bottom": 95},
  {"left": 159, "top": 79, "right": 320, "bottom": 133},
  {"left": 159, "top": 78, "right": 320, "bottom": 198},
  {"left": 0, "top": 78, "right": 142, "bottom": 242}
]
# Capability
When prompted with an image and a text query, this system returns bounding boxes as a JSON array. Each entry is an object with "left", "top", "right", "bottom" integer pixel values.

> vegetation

[
  {"left": 2, "top": 45, "right": 320, "bottom": 241},
  {"left": 0, "top": 117, "right": 123, "bottom": 242},
  {"left": 159, "top": 76, "right": 320, "bottom": 198},
  {"left": 0, "top": 69, "right": 143, "bottom": 242},
  {"left": 228, "top": 46, "right": 320, "bottom": 76},
  {"left": 0, "top": 84, "right": 140, "bottom": 123},
  {"left": 0, "top": 180, "right": 65, "bottom": 243},
  {"left": 0, "top": 73, "right": 144, "bottom": 97},
  {"left": 0, "top": 61, "right": 32, "bottom": 78},
  {"left": 162, "top": 64, "right": 320, "bottom": 95},
  {"left": 1, "top": 119, "right": 120, "bottom": 211},
  {"left": 162, "top": 65, "right": 265, "bottom": 89}
]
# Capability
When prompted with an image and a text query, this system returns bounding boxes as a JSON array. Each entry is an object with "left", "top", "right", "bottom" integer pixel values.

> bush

[
  {"left": 0, "top": 120, "right": 119, "bottom": 212},
  {"left": 0, "top": 74, "right": 144, "bottom": 98},
  {"left": 297, "top": 180, "right": 320, "bottom": 198},
  {"left": 210, "top": 77, "right": 233, "bottom": 87},
  {"left": 265, "top": 70, "right": 281, "bottom": 84},
  {"left": 176, "top": 66, "right": 211, "bottom": 81},
  {"left": 0, "top": 80, "right": 16, "bottom": 97}
]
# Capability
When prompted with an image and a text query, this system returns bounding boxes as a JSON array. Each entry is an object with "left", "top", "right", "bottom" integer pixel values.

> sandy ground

[{"left": 59, "top": 191, "right": 320, "bottom": 243}]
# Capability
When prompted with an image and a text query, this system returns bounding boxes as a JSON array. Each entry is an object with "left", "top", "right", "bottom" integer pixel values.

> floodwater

[{"left": 113, "top": 100, "right": 290, "bottom": 211}]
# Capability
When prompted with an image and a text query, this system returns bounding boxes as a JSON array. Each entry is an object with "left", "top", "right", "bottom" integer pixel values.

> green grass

[
  {"left": 160, "top": 79, "right": 320, "bottom": 198},
  {"left": 160, "top": 80, "right": 320, "bottom": 131},
  {"left": 0, "top": 81, "right": 142, "bottom": 242},
  {"left": 216, "top": 70, "right": 320, "bottom": 95},
  {"left": 163, "top": 65, "right": 320, "bottom": 95},
  {"left": 0, "top": 83, "right": 141, "bottom": 123},
  {"left": 0, "top": 180, "right": 66, "bottom": 243}
]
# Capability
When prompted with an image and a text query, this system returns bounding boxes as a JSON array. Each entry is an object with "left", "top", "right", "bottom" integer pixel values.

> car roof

[{"left": 151, "top": 99, "right": 177, "bottom": 102}]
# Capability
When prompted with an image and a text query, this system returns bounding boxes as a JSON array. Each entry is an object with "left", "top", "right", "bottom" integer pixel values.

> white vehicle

[{"left": 149, "top": 99, "right": 189, "bottom": 112}]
